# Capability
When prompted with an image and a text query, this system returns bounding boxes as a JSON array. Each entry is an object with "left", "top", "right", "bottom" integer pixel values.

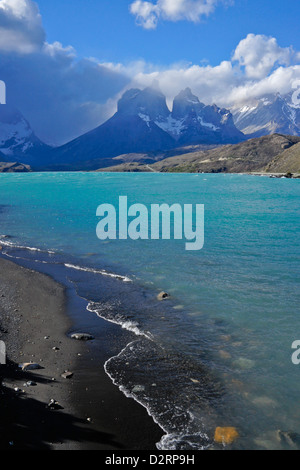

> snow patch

[
  {"left": 138, "top": 113, "right": 151, "bottom": 128},
  {"left": 198, "top": 116, "right": 219, "bottom": 131},
  {"left": 155, "top": 116, "right": 186, "bottom": 138}
]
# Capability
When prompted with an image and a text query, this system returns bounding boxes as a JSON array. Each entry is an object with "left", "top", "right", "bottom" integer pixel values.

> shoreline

[{"left": 0, "top": 256, "right": 164, "bottom": 450}]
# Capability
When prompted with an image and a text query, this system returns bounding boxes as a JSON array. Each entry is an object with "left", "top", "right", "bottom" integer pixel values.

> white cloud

[
  {"left": 130, "top": 0, "right": 225, "bottom": 29},
  {"left": 111, "top": 34, "right": 300, "bottom": 110},
  {"left": 232, "top": 33, "right": 296, "bottom": 79},
  {"left": 0, "top": 0, "right": 130, "bottom": 144},
  {"left": 0, "top": 0, "right": 45, "bottom": 53},
  {"left": 0, "top": 1, "right": 299, "bottom": 144}
]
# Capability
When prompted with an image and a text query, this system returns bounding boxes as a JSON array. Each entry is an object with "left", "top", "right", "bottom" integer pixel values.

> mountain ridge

[
  {"left": 42, "top": 85, "right": 245, "bottom": 170},
  {"left": 232, "top": 93, "right": 300, "bottom": 138},
  {"left": 95, "top": 134, "right": 300, "bottom": 175},
  {"left": 0, "top": 105, "right": 51, "bottom": 166}
]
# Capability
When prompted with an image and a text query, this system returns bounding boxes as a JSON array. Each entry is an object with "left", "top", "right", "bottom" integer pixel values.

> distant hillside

[
  {"left": 96, "top": 134, "right": 300, "bottom": 174},
  {"left": 265, "top": 142, "right": 300, "bottom": 174},
  {"left": 0, "top": 161, "right": 31, "bottom": 172}
]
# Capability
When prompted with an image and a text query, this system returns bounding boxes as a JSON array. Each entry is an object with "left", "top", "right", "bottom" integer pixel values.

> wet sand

[{"left": 0, "top": 257, "right": 163, "bottom": 450}]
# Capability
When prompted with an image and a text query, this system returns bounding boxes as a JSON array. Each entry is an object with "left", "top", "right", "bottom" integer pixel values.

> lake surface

[{"left": 0, "top": 172, "right": 299, "bottom": 449}]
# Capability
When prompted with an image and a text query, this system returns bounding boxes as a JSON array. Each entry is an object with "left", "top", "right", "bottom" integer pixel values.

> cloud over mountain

[
  {"left": 122, "top": 34, "right": 300, "bottom": 110},
  {"left": 0, "top": 1, "right": 299, "bottom": 146},
  {"left": 0, "top": 0, "right": 45, "bottom": 53},
  {"left": 130, "top": 0, "right": 227, "bottom": 29},
  {"left": 0, "top": 0, "right": 130, "bottom": 144}
]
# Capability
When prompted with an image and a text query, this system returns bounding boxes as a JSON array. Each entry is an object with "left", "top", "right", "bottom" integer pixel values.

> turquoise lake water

[{"left": 0, "top": 172, "right": 299, "bottom": 449}]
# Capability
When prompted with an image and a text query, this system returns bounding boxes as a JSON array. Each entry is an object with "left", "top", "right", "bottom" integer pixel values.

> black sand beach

[{"left": 0, "top": 257, "right": 164, "bottom": 450}]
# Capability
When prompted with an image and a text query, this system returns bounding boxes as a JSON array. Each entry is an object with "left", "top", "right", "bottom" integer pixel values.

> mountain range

[
  {"left": 232, "top": 93, "right": 300, "bottom": 138},
  {"left": 46, "top": 85, "right": 244, "bottom": 170},
  {"left": 0, "top": 105, "right": 50, "bottom": 167},
  {"left": 0, "top": 86, "right": 300, "bottom": 172}
]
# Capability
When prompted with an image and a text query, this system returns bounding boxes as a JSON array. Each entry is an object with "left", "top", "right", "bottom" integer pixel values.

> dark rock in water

[
  {"left": 157, "top": 292, "right": 170, "bottom": 301},
  {"left": 277, "top": 430, "right": 300, "bottom": 448},
  {"left": 71, "top": 333, "right": 94, "bottom": 341}
]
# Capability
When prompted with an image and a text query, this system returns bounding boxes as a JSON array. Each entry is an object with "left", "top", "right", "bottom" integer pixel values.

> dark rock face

[{"left": 170, "top": 88, "right": 244, "bottom": 146}]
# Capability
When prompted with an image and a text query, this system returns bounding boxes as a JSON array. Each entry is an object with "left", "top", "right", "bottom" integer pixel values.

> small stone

[
  {"left": 20, "top": 362, "right": 42, "bottom": 371},
  {"left": 24, "top": 381, "right": 37, "bottom": 387},
  {"left": 157, "top": 292, "right": 170, "bottom": 301},
  {"left": 132, "top": 385, "right": 145, "bottom": 393},
  {"left": 276, "top": 430, "right": 300, "bottom": 447},
  {"left": 220, "top": 335, "right": 232, "bottom": 342},
  {"left": 47, "top": 399, "right": 63, "bottom": 410},
  {"left": 52, "top": 347, "right": 60, "bottom": 351},
  {"left": 71, "top": 333, "right": 94, "bottom": 341},
  {"left": 190, "top": 378, "right": 200, "bottom": 384},
  {"left": 219, "top": 350, "right": 232, "bottom": 360},
  {"left": 232, "top": 357, "right": 255, "bottom": 370},
  {"left": 61, "top": 371, "right": 73, "bottom": 379},
  {"left": 214, "top": 427, "right": 239, "bottom": 445},
  {"left": 252, "top": 396, "right": 278, "bottom": 408}
]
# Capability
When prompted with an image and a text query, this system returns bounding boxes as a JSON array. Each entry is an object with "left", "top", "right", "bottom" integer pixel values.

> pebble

[
  {"left": 71, "top": 333, "right": 94, "bottom": 341},
  {"left": 47, "top": 399, "right": 63, "bottom": 410},
  {"left": 214, "top": 427, "right": 239, "bottom": 445},
  {"left": 157, "top": 292, "right": 170, "bottom": 301},
  {"left": 61, "top": 371, "right": 74, "bottom": 379},
  {"left": 20, "top": 362, "right": 42, "bottom": 371},
  {"left": 232, "top": 357, "right": 255, "bottom": 370},
  {"left": 23, "top": 381, "right": 37, "bottom": 387},
  {"left": 132, "top": 385, "right": 145, "bottom": 393}
]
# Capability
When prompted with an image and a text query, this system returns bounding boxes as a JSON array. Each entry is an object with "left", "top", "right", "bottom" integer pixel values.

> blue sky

[
  {"left": 36, "top": 0, "right": 300, "bottom": 66},
  {"left": 0, "top": 0, "right": 299, "bottom": 144}
]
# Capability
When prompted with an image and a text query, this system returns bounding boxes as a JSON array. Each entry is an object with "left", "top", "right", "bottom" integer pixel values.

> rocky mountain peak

[
  {"left": 118, "top": 84, "right": 170, "bottom": 121},
  {"left": 172, "top": 88, "right": 203, "bottom": 120}
]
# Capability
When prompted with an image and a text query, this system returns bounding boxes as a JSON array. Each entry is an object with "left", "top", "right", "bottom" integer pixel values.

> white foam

[
  {"left": 104, "top": 341, "right": 210, "bottom": 451},
  {"left": 64, "top": 263, "right": 131, "bottom": 283},
  {"left": 0, "top": 238, "right": 55, "bottom": 254},
  {"left": 86, "top": 302, "right": 152, "bottom": 340}
]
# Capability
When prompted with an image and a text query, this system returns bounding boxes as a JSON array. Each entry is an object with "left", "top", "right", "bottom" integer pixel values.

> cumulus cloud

[
  {"left": 232, "top": 33, "right": 297, "bottom": 79},
  {"left": 109, "top": 34, "right": 300, "bottom": 110},
  {"left": 0, "top": 0, "right": 299, "bottom": 145},
  {"left": 0, "top": 0, "right": 130, "bottom": 144},
  {"left": 106, "top": 32, "right": 299, "bottom": 112},
  {"left": 130, "top": 0, "right": 225, "bottom": 29},
  {"left": 0, "top": 0, "right": 45, "bottom": 53}
]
